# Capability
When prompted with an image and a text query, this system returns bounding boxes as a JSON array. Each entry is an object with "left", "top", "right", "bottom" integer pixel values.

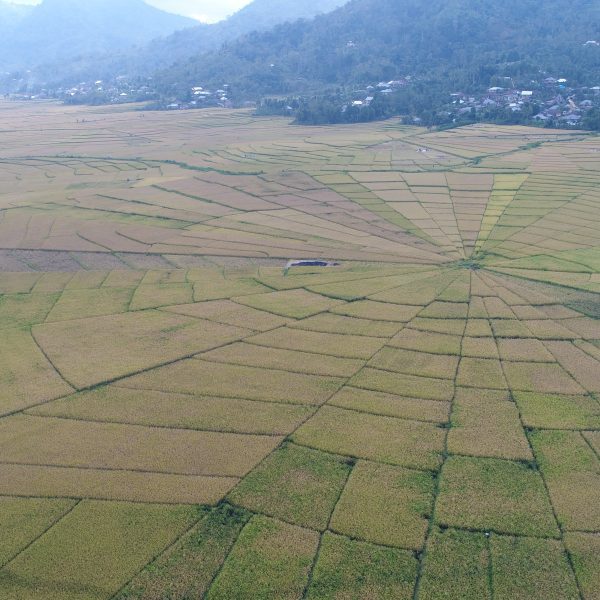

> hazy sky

[{"left": 10, "top": 0, "right": 254, "bottom": 23}]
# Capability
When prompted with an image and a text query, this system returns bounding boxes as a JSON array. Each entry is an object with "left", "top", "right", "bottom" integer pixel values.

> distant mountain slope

[
  {"left": 153, "top": 0, "right": 600, "bottom": 96},
  {"left": 0, "top": 2, "right": 33, "bottom": 33},
  {"left": 143, "top": 0, "right": 349, "bottom": 69},
  {"left": 0, "top": 0, "right": 196, "bottom": 71},
  {"left": 16, "top": 0, "right": 349, "bottom": 86}
]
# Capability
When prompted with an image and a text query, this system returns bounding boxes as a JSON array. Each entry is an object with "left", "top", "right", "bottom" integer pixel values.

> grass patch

[
  {"left": 247, "top": 327, "right": 386, "bottom": 360},
  {"left": 33, "top": 311, "right": 249, "bottom": 388},
  {"left": 529, "top": 430, "right": 600, "bottom": 531},
  {"left": 229, "top": 443, "right": 351, "bottom": 530},
  {"left": 201, "top": 342, "right": 363, "bottom": 377},
  {"left": 0, "top": 327, "right": 74, "bottom": 415},
  {"left": 390, "top": 327, "right": 462, "bottom": 355},
  {"left": 288, "top": 313, "right": 402, "bottom": 337},
  {"left": 206, "top": 515, "right": 319, "bottom": 600},
  {"left": 0, "top": 414, "right": 280, "bottom": 479},
  {"left": 0, "top": 497, "right": 76, "bottom": 567},
  {"left": 564, "top": 532, "right": 600, "bottom": 600},
  {"left": 491, "top": 535, "right": 579, "bottom": 600},
  {"left": 46, "top": 288, "right": 132, "bottom": 322},
  {"left": 306, "top": 532, "right": 418, "bottom": 599},
  {"left": 0, "top": 293, "right": 58, "bottom": 329},
  {"left": 350, "top": 368, "right": 455, "bottom": 401},
  {"left": 0, "top": 500, "right": 198, "bottom": 600},
  {"left": 515, "top": 391, "right": 600, "bottom": 429},
  {"left": 436, "top": 456, "right": 559, "bottom": 537},
  {"left": 163, "top": 299, "right": 290, "bottom": 331},
  {"left": 129, "top": 283, "right": 193, "bottom": 311},
  {"left": 115, "top": 505, "right": 251, "bottom": 600},
  {"left": 448, "top": 387, "right": 532, "bottom": 460},
  {"left": 331, "top": 300, "right": 420, "bottom": 322},
  {"left": 330, "top": 460, "right": 433, "bottom": 549},
  {"left": 503, "top": 362, "right": 586, "bottom": 394},
  {"left": 418, "top": 527, "right": 491, "bottom": 600},
  {"left": 369, "top": 347, "right": 459, "bottom": 380},
  {"left": 456, "top": 358, "right": 506, "bottom": 390},
  {"left": 328, "top": 386, "right": 450, "bottom": 423}
]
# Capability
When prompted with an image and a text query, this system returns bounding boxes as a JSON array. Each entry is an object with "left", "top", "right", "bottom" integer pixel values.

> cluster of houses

[
  {"left": 347, "top": 78, "right": 410, "bottom": 109},
  {"left": 2, "top": 76, "right": 239, "bottom": 109},
  {"left": 165, "top": 85, "right": 239, "bottom": 110},
  {"left": 444, "top": 77, "right": 599, "bottom": 126},
  {"left": 9, "top": 76, "right": 160, "bottom": 105}
]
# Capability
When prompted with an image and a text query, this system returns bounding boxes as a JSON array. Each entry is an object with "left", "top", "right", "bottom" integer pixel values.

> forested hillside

[{"left": 153, "top": 0, "right": 600, "bottom": 98}]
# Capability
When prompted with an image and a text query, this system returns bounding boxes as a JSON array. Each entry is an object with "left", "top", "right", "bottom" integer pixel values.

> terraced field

[{"left": 0, "top": 101, "right": 599, "bottom": 599}]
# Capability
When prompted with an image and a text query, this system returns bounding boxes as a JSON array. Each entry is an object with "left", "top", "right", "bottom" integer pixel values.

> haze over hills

[
  {"left": 0, "top": 0, "right": 196, "bottom": 71},
  {"left": 1, "top": 0, "right": 349, "bottom": 85},
  {"left": 0, "top": 2, "right": 33, "bottom": 33}
]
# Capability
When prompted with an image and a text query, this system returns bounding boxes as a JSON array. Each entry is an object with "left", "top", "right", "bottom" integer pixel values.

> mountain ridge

[{"left": 0, "top": 0, "right": 196, "bottom": 71}]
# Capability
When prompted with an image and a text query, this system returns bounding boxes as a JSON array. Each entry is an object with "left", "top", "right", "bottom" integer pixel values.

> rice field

[{"left": 0, "top": 100, "right": 599, "bottom": 599}]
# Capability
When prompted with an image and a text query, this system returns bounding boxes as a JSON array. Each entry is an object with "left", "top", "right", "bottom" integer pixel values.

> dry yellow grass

[
  {"left": 293, "top": 406, "right": 444, "bottom": 470},
  {"left": 120, "top": 358, "right": 344, "bottom": 405},
  {"left": 28, "top": 385, "right": 314, "bottom": 435},
  {"left": 0, "top": 463, "right": 237, "bottom": 504},
  {"left": 0, "top": 327, "right": 74, "bottom": 415},
  {"left": 0, "top": 414, "right": 281, "bottom": 478},
  {"left": 247, "top": 327, "right": 387, "bottom": 359},
  {"left": 33, "top": 311, "right": 251, "bottom": 388}
]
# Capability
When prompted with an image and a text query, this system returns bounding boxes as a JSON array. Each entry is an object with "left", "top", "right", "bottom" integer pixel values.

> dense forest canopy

[{"left": 153, "top": 0, "right": 600, "bottom": 97}]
